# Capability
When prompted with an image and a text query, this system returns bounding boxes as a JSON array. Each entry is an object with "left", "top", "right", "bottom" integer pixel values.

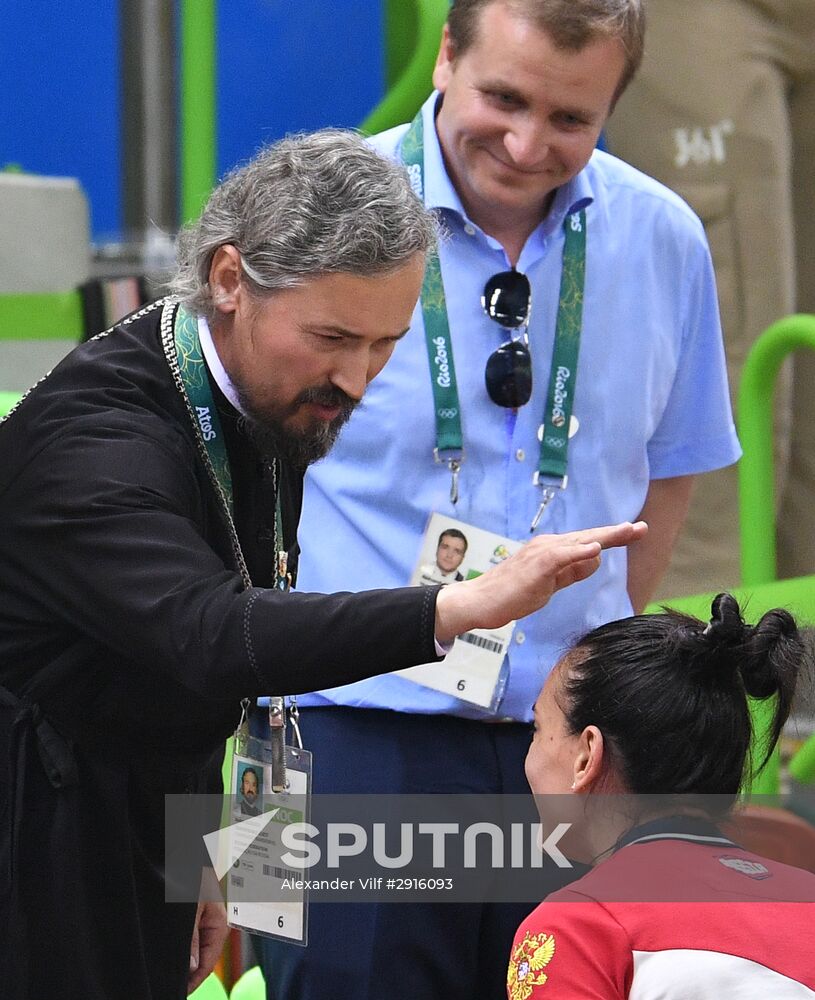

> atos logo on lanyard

[{"left": 196, "top": 405, "right": 217, "bottom": 442}]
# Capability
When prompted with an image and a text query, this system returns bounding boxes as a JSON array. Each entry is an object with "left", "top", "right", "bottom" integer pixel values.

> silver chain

[{"left": 159, "top": 300, "right": 253, "bottom": 589}]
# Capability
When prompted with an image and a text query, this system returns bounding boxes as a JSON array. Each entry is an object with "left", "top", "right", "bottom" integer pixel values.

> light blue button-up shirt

[{"left": 291, "top": 94, "right": 740, "bottom": 723}]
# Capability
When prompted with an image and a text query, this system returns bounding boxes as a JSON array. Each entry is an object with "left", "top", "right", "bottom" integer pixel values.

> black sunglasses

[{"left": 481, "top": 269, "right": 532, "bottom": 408}]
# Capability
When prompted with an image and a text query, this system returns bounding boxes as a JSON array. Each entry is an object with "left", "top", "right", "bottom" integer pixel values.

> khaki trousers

[{"left": 606, "top": 0, "right": 815, "bottom": 597}]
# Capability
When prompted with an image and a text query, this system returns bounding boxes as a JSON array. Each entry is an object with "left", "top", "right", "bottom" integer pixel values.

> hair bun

[
  {"left": 702, "top": 592, "right": 746, "bottom": 647},
  {"left": 701, "top": 595, "right": 802, "bottom": 700},
  {"left": 741, "top": 606, "right": 801, "bottom": 699}
]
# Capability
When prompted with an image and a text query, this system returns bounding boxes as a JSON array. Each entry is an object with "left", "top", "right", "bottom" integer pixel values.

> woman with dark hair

[{"left": 509, "top": 593, "right": 815, "bottom": 999}]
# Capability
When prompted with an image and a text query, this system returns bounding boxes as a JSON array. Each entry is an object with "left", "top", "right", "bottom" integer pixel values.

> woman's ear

[{"left": 572, "top": 725, "right": 605, "bottom": 792}]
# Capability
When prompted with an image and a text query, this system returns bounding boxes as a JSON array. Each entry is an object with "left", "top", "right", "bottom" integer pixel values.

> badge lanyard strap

[
  {"left": 401, "top": 112, "right": 465, "bottom": 505},
  {"left": 530, "top": 210, "right": 586, "bottom": 531},
  {"left": 399, "top": 111, "right": 586, "bottom": 528},
  {"left": 166, "top": 304, "right": 294, "bottom": 789}
]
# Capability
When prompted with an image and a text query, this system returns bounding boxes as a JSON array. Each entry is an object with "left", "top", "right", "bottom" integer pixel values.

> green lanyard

[
  {"left": 400, "top": 111, "right": 587, "bottom": 528},
  {"left": 401, "top": 113, "right": 464, "bottom": 502},
  {"left": 166, "top": 303, "right": 292, "bottom": 791},
  {"left": 171, "top": 305, "right": 288, "bottom": 590},
  {"left": 531, "top": 209, "right": 586, "bottom": 530}
]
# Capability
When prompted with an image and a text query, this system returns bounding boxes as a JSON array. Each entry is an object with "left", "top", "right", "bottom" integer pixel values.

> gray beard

[{"left": 235, "top": 385, "right": 357, "bottom": 471}]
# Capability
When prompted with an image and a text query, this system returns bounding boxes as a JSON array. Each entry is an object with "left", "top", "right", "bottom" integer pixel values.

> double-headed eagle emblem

[{"left": 507, "top": 931, "right": 556, "bottom": 999}]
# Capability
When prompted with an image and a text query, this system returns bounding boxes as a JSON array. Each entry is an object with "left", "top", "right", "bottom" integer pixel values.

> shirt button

[
  {"left": 515, "top": 449, "right": 525, "bottom": 462},
  {"left": 515, "top": 631, "right": 526, "bottom": 645},
  {"left": 463, "top": 223, "right": 476, "bottom": 236}
]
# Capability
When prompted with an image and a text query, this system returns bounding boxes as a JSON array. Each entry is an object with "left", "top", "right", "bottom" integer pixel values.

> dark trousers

[{"left": 251, "top": 706, "right": 584, "bottom": 1000}]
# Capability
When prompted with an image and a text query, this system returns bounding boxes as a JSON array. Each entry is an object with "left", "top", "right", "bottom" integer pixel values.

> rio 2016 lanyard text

[{"left": 400, "top": 110, "right": 587, "bottom": 530}]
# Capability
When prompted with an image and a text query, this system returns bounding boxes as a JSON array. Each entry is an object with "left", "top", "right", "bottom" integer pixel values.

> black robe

[{"left": 0, "top": 300, "right": 439, "bottom": 999}]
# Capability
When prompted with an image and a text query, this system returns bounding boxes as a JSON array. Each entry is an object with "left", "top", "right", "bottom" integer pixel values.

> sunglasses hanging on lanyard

[
  {"left": 482, "top": 268, "right": 533, "bottom": 408},
  {"left": 400, "top": 109, "right": 587, "bottom": 529}
]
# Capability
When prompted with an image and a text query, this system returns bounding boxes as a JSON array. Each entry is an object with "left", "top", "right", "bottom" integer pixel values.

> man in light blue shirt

[{"left": 256, "top": 2, "right": 740, "bottom": 998}]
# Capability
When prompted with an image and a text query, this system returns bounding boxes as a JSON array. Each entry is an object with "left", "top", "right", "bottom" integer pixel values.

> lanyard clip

[
  {"left": 530, "top": 474, "right": 568, "bottom": 532},
  {"left": 236, "top": 697, "right": 251, "bottom": 755},
  {"left": 268, "top": 696, "right": 287, "bottom": 792},
  {"left": 289, "top": 696, "right": 303, "bottom": 751},
  {"left": 276, "top": 550, "right": 292, "bottom": 592},
  {"left": 434, "top": 449, "right": 465, "bottom": 506},
  {"left": 448, "top": 459, "right": 462, "bottom": 505}
]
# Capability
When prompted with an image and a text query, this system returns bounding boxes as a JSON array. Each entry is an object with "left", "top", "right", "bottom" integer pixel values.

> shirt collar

[
  {"left": 616, "top": 814, "right": 736, "bottom": 853},
  {"left": 419, "top": 92, "right": 469, "bottom": 216},
  {"left": 197, "top": 313, "right": 246, "bottom": 416},
  {"left": 418, "top": 90, "right": 595, "bottom": 237},
  {"left": 545, "top": 167, "right": 593, "bottom": 235}
]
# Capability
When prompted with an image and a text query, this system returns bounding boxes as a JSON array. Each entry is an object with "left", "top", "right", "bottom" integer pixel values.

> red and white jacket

[{"left": 509, "top": 817, "right": 815, "bottom": 999}]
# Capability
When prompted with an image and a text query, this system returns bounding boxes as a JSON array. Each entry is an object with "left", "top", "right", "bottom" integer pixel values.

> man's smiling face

[{"left": 433, "top": 2, "right": 626, "bottom": 233}]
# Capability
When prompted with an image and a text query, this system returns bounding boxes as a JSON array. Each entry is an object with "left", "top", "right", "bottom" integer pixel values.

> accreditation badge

[
  {"left": 226, "top": 737, "right": 312, "bottom": 945},
  {"left": 395, "top": 513, "right": 523, "bottom": 710}
]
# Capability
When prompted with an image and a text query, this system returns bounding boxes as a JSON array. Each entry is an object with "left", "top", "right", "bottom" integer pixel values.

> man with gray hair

[{"left": 0, "top": 128, "right": 645, "bottom": 999}]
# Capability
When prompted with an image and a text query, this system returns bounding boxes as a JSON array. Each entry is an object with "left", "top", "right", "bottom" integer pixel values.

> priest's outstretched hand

[{"left": 434, "top": 521, "right": 648, "bottom": 643}]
